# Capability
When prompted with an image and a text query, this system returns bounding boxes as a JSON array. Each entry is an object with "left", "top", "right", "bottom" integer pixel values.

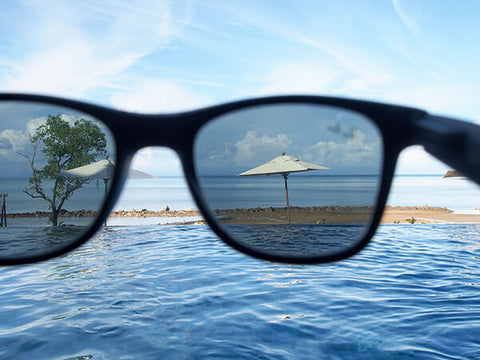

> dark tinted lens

[
  {"left": 0, "top": 101, "right": 115, "bottom": 261},
  {"left": 194, "top": 103, "right": 383, "bottom": 260}
]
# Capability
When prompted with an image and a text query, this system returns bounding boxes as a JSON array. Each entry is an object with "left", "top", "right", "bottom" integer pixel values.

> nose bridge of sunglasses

[
  {"left": 112, "top": 112, "right": 198, "bottom": 152},
  {"left": 106, "top": 146, "right": 202, "bottom": 226}
]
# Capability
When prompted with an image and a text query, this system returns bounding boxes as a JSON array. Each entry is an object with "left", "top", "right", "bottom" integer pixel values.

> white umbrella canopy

[
  {"left": 443, "top": 170, "right": 467, "bottom": 180},
  {"left": 62, "top": 157, "right": 115, "bottom": 180},
  {"left": 238, "top": 152, "right": 329, "bottom": 223},
  {"left": 61, "top": 156, "right": 156, "bottom": 181},
  {"left": 443, "top": 170, "right": 479, "bottom": 213},
  {"left": 238, "top": 153, "right": 328, "bottom": 177},
  {"left": 61, "top": 156, "right": 156, "bottom": 225}
]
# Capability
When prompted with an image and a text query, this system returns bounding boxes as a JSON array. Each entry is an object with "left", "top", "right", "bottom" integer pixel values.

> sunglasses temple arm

[{"left": 413, "top": 114, "right": 480, "bottom": 185}]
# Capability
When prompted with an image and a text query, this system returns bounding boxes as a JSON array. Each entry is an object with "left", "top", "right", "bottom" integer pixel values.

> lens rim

[
  {"left": 190, "top": 101, "right": 399, "bottom": 264},
  {"left": 0, "top": 96, "right": 129, "bottom": 265}
]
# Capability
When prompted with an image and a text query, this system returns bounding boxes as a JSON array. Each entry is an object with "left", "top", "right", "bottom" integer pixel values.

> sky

[
  {"left": 194, "top": 103, "right": 382, "bottom": 176},
  {"left": 0, "top": 0, "right": 479, "bottom": 176}
]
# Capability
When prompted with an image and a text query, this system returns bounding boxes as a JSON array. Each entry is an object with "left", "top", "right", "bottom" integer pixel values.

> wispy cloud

[
  {"left": 392, "top": 0, "right": 418, "bottom": 35},
  {"left": 259, "top": 61, "right": 340, "bottom": 95},
  {"left": 0, "top": 1, "right": 187, "bottom": 98},
  {"left": 2, "top": 1, "right": 479, "bottom": 177},
  {"left": 109, "top": 78, "right": 212, "bottom": 112}
]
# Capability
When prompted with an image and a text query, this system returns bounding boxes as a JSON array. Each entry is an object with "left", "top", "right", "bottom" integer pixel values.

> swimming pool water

[{"left": 1, "top": 224, "right": 479, "bottom": 359}]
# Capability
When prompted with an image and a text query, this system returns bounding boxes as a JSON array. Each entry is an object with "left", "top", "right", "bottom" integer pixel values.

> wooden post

[
  {"left": 103, "top": 179, "right": 108, "bottom": 226},
  {"left": 1, "top": 193, "right": 7, "bottom": 228},
  {"left": 282, "top": 174, "right": 291, "bottom": 224}
]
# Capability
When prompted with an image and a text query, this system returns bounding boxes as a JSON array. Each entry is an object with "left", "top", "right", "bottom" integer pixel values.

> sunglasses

[{"left": 0, "top": 93, "right": 479, "bottom": 265}]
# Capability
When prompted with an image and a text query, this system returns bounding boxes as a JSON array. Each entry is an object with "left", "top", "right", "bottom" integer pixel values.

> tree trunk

[{"left": 50, "top": 209, "right": 58, "bottom": 226}]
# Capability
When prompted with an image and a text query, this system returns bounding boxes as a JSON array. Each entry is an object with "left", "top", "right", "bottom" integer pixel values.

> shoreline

[{"left": 6, "top": 205, "right": 480, "bottom": 225}]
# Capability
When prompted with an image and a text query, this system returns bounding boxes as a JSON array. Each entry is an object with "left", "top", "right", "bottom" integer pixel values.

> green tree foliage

[{"left": 23, "top": 115, "right": 107, "bottom": 226}]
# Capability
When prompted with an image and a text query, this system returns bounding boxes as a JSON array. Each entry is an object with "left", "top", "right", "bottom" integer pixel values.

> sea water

[
  {"left": 117, "top": 174, "right": 479, "bottom": 213},
  {"left": 0, "top": 224, "right": 480, "bottom": 359},
  {"left": 1, "top": 175, "right": 479, "bottom": 215}
]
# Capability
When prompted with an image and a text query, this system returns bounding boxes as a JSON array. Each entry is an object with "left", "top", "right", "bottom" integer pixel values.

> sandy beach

[
  {"left": 211, "top": 205, "right": 480, "bottom": 225},
  {"left": 111, "top": 205, "right": 480, "bottom": 225},
  {"left": 7, "top": 205, "right": 480, "bottom": 225},
  {"left": 380, "top": 205, "right": 480, "bottom": 224}
]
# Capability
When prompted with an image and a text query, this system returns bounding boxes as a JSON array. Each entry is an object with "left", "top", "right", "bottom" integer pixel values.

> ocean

[
  {"left": 119, "top": 174, "right": 480, "bottom": 214},
  {"left": 1, "top": 174, "right": 479, "bottom": 216},
  {"left": 0, "top": 175, "right": 480, "bottom": 359}
]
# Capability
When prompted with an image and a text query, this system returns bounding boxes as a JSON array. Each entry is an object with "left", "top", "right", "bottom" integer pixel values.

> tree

[{"left": 23, "top": 115, "right": 107, "bottom": 226}]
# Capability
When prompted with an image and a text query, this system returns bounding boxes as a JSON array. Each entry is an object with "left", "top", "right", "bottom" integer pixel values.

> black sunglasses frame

[{"left": 1, "top": 93, "right": 479, "bottom": 265}]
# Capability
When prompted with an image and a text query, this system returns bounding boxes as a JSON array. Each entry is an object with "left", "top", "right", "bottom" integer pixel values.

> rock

[{"left": 162, "top": 205, "right": 170, "bottom": 212}]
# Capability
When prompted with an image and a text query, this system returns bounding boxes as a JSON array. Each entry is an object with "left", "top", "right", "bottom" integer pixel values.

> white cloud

[
  {"left": 0, "top": 113, "right": 108, "bottom": 161},
  {"left": 0, "top": 129, "right": 29, "bottom": 159},
  {"left": 259, "top": 61, "right": 340, "bottom": 95},
  {"left": 0, "top": 116, "right": 48, "bottom": 160},
  {"left": 4, "top": 39, "right": 140, "bottom": 97},
  {"left": 25, "top": 117, "right": 47, "bottom": 137},
  {"left": 257, "top": 54, "right": 392, "bottom": 98},
  {"left": 303, "top": 129, "right": 381, "bottom": 169},
  {"left": 392, "top": 0, "right": 425, "bottom": 43},
  {"left": 393, "top": 0, "right": 417, "bottom": 33},
  {"left": 131, "top": 147, "right": 182, "bottom": 176},
  {"left": 378, "top": 83, "right": 480, "bottom": 121},
  {"left": 234, "top": 131, "right": 292, "bottom": 166},
  {"left": 258, "top": 58, "right": 479, "bottom": 123},
  {"left": 395, "top": 145, "right": 449, "bottom": 175},
  {"left": 0, "top": 1, "right": 185, "bottom": 98},
  {"left": 110, "top": 79, "right": 212, "bottom": 112},
  {"left": 24, "top": 114, "right": 87, "bottom": 137},
  {"left": 338, "top": 73, "right": 394, "bottom": 95}
]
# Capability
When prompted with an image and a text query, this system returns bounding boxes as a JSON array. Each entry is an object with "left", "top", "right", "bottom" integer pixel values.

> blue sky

[{"left": 1, "top": 0, "right": 479, "bottom": 176}]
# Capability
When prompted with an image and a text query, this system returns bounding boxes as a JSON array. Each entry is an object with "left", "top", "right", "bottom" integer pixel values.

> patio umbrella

[
  {"left": 238, "top": 152, "right": 329, "bottom": 223},
  {"left": 62, "top": 156, "right": 115, "bottom": 195},
  {"left": 443, "top": 170, "right": 478, "bottom": 213},
  {"left": 62, "top": 156, "right": 155, "bottom": 191},
  {"left": 443, "top": 170, "right": 467, "bottom": 180},
  {"left": 61, "top": 156, "right": 156, "bottom": 224}
]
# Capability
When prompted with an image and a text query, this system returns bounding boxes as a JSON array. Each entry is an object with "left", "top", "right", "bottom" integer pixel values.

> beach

[
  {"left": 380, "top": 205, "right": 480, "bottom": 224},
  {"left": 8, "top": 205, "right": 479, "bottom": 225},
  {"left": 114, "top": 205, "right": 480, "bottom": 225},
  {"left": 6, "top": 205, "right": 480, "bottom": 226}
]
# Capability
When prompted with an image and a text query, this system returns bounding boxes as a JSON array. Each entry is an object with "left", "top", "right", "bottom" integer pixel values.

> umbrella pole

[
  {"left": 282, "top": 173, "right": 291, "bottom": 224},
  {"left": 103, "top": 178, "right": 108, "bottom": 226}
]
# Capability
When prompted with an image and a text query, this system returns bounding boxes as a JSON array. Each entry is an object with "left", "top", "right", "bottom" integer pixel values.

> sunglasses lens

[
  {"left": 194, "top": 103, "right": 383, "bottom": 261},
  {"left": 0, "top": 100, "right": 116, "bottom": 262}
]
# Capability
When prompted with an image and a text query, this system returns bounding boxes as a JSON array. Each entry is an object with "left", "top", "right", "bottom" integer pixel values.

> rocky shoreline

[
  {"left": 7, "top": 205, "right": 476, "bottom": 226},
  {"left": 7, "top": 208, "right": 201, "bottom": 218},
  {"left": 8, "top": 209, "right": 97, "bottom": 218}
]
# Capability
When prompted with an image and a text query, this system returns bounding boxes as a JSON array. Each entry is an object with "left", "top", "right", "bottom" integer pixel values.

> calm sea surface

[
  {"left": 1, "top": 224, "right": 480, "bottom": 359},
  {"left": 1, "top": 174, "right": 479, "bottom": 215}
]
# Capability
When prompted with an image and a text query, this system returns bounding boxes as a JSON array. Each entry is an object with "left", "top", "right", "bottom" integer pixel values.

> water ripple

[{"left": 0, "top": 224, "right": 480, "bottom": 359}]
